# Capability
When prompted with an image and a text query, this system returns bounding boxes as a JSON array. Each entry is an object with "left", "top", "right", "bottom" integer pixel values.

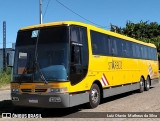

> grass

[{"left": 0, "top": 68, "right": 11, "bottom": 88}]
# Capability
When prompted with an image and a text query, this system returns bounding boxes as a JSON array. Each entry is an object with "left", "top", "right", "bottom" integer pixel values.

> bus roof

[{"left": 20, "top": 21, "right": 156, "bottom": 48}]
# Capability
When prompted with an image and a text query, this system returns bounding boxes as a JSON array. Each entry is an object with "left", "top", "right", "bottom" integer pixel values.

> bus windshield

[{"left": 13, "top": 26, "right": 69, "bottom": 82}]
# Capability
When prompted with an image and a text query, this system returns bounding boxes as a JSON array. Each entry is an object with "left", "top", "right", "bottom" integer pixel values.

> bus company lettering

[{"left": 108, "top": 60, "right": 122, "bottom": 70}]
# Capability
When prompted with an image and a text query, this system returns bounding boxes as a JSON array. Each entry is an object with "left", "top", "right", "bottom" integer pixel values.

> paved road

[
  {"left": 0, "top": 90, "right": 10, "bottom": 102},
  {"left": 0, "top": 83, "right": 160, "bottom": 121}
]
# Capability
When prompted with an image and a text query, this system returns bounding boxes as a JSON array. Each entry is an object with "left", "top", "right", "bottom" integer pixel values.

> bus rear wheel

[
  {"left": 145, "top": 77, "right": 150, "bottom": 91},
  {"left": 139, "top": 77, "right": 144, "bottom": 93},
  {"left": 87, "top": 84, "right": 100, "bottom": 108}
]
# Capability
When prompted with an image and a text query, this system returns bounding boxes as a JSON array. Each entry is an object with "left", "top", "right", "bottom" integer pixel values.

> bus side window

[
  {"left": 90, "top": 30, "right": 108, "bottom": 56},
  {"left": 126, "top": 41, "right": 132, "bottom": 57},
  {"left": 141, "top": 45, "right": 144, "bottom": 59},
  {"left": 132, "top": 43, "right": 136, "bottom": 58},
  {"left": 111, "top": 38, "right": 118, "bottom": 56},
  {"left": 122, "top": 41, "right": 126, "bottom": 57},
  {"left": 144, "top": 46, "right": 147, "bottom": 59},
  {"left": 71, "top": 27, "right": 80, "bottom": 43},
  {"left": 153, "top": 48, "right": 157, "bottom": 60},
  {"left": 71, "top": 45, "right": 81, "bottom": 64}
]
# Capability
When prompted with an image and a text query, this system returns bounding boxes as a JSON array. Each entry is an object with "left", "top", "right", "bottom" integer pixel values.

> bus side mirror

[
  {"left": 7, "top": 53, "right": 12, "bottom": 67},
  {"left": 7, "top": 50, "right": 14, "bottom": 68}
]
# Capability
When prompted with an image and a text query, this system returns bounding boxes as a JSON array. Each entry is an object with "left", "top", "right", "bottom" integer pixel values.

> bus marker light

[{"left": 49, "top": 87, "right": 67, "bottom": 93}]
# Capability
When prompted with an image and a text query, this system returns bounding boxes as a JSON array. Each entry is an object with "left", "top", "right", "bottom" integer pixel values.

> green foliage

[
  {"left": 110, "top": 21, "right": 160, "bottom": 57},
  {"left": 0, "top": 68, "right": 11, "bottom": 88}
]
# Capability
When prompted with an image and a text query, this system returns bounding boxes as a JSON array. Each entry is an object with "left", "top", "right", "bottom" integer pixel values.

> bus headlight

[
  {"left": 49, "top": 87, "right": 67, "bottom": 93},
  {"left": 11, "top": 88, "right": 19, "bottom": 93}
]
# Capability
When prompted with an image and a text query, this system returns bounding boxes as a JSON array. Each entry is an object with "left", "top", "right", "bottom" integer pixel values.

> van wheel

[
  {"left": 139, "top": 77, "right": 144, "bottom": 93},
  {"left": 87, "top": 84, "right": 100, "bottom": 108},
  {"left": 145, "top": 77, "right": 150, "bottom": 91}
]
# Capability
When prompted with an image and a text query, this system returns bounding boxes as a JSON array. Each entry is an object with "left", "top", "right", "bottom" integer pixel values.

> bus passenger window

[
  {"left": 111, "top": 38, "right": 118, "bottom": 56},
  {"left": 90, "top": 30, "right": 108, "bottom": 55}
]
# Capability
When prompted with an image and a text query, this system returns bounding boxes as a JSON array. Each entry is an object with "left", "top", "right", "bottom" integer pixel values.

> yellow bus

[{"left": 11, "top": 21, "right": 159, "bottom": 108}]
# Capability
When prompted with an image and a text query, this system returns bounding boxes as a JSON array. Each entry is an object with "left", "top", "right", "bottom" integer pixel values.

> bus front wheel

[{"left": 87, "top": 84, "right": 100, "bottom": 108}]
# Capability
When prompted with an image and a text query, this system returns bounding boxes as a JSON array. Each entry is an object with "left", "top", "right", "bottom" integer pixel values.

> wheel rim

[
  {"left": 140, "top": 79, "right": 144, "bottom": 91},
  {"left": 146, "top": 80, "right": 150, "bottom": 88},
  {"left": 147, "top": 81, "right": 149, "bottom": 88},
  {"left": 91, "top": 89, "right": 99, "bottom": 103},
  {"left": 140, "top": 81, "right": 144, "bottom": 87}
]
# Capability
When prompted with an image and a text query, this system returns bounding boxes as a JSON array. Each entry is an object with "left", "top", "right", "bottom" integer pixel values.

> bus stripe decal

[
  {"left": 102, "top": 76, "right": 108, "bottom": 86},
  {"left": 100, "top": 79, "right": 105, "bottom": 86},
  {"left": 103, "top": 74, "right": 109, "bottom": 85},
  {"left": 102, "top": 76, "right": 106, "bottom": 86},
  {"left": 148, "top": 64, "right": 154, "bottom": 78},
  {"left": 100, "top": 74, "right": 109, "bottom": 86}
]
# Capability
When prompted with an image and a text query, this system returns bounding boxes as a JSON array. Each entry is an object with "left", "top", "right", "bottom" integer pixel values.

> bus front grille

[
  {"left": 35, "top": 89, "right": 47, "bottom": 93},
  {"left": 21, "top": 89, "right": 32, "bottom": 93},
  {"left": 21, "top": 89, "right": 47, "bottom": 93}
]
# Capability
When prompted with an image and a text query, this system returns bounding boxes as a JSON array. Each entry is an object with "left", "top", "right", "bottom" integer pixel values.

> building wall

[{"left": 0, "top": 48, "right": 14, "bottom": 70}]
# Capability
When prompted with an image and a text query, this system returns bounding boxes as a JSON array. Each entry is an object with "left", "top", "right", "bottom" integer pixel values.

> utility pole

[
  {"left": 3, "top": 21, "right": 6, "bottom": 71},
  {"left": 40, "top": 0, "right": 43, "bottom": 24}
]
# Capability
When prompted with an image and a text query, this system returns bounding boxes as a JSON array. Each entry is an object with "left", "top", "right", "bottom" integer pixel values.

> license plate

[{"left": 29, "top": 99, "right": 38, "bottom": 103}]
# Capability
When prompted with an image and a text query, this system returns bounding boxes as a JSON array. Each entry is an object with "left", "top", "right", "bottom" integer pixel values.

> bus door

[{"left": 69, "top": 26, "right": 89, "bottom": 85}]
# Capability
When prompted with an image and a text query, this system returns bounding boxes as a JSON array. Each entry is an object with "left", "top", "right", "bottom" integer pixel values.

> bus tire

[
  {"left": 139, "top": 77, "right": 144, "bottom": 93},
  {"left": 87, "top": 84, "right": 100, "bottom": 108},
  {"left": 144, "top": 77, "right": 150, "bottom": 91}
]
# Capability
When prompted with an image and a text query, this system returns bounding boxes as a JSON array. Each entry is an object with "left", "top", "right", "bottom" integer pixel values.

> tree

[{"left": 110, "top": 21, "right": 160, "bottom": 53}]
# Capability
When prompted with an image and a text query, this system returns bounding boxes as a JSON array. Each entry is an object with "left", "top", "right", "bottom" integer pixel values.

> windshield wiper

[
  {"left": 34, "top": 29, "right": 48, "bottom": 84},
  {"left": 34, "top": 61, "right": 48, "bottom": 84}
]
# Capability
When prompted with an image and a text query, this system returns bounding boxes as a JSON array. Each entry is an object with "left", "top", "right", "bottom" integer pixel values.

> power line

[
  {"left": 43, "top": 0, "right": 51, "bottom": 19},
  {"left": 55, "top": 0, "right": 109, "bottom": 29}
]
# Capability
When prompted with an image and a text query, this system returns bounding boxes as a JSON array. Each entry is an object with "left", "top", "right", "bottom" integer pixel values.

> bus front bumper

[
  {"left": 11, "top": 92, "right": 89, "bottom": 108},
  {"left": 11, "top": 93, "right": 70, "bottom": 108}
]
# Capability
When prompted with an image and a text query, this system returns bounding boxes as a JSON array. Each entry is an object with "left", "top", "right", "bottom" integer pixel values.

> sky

[{"left": 0, "top": 0, "right": 160, "bottom": 48}]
